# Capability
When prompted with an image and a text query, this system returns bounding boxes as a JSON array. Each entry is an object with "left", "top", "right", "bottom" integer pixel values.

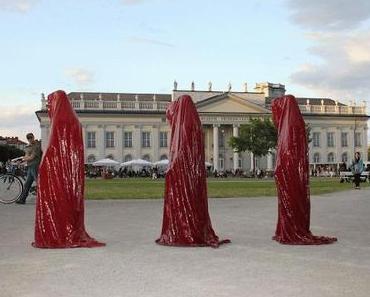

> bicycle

[{"left": 0, "top": 159, "right": 36, "bottom": 204}]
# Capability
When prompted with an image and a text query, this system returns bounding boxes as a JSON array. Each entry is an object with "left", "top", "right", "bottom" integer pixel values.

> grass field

[{"left": 85, "top": 177, "right": 368, "bottom": 200}]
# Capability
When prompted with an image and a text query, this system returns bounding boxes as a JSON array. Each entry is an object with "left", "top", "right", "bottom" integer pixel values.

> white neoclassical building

[{"left": 36, "top": 82, "right": 369, "bottom": 171}]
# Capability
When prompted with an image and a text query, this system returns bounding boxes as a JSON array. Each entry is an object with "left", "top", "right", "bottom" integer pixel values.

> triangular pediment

[{"left": 196, "top": 93, "right": 270, "bottom": 113}]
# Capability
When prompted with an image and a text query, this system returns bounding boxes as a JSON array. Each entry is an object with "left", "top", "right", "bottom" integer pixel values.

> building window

[
  {"left": 313, "top": 153, "right": 320, "bottom": 163},
  {"left": 238, "top": 158, "right": 242, "bottom": 168},
  {"left": 327, "top": 152, "right": 335, "bottom": 163},
  {"left": 160, "top": 132, "right": 168, "bottom": 148},
  {"left": 124, "top": 132, "right": 133, "bottom": 148},
  {"left": 341, "top": 132, "right": 348, "bottom": 147},
  {"left": 313, "top": 132, "right": 320, "bottom": 147},
  {"left": 160, "top": 154, "right": 168, "bottom": 160},
  {"left": 341, "top": 152, "right": 348, "bottom": 163},
  {"left": 219, "top": 131, "right": 225, "bottom": 148},
  {"left": 327, "top": 132, "right": 334, "bottom": 147},
  {"left": 87, "top": 132, "right": 96, "bottom": 148},
  {"left": 219, "top": 158, "right": 224, "bottom": 170},
  {"left": 87, "top": 154, "right": 96, "bottom": 163},
  {"left": 142, "top": 132, "right": 151, "bottom": 148},
  {"left": 355, "top": 132, "right": 362, "bottom": 147},
  {"left": 143, "top": 154, "right": 151, "bottom": 161},
  {"left": 105, "top": 132, "right": 115, "bottom": 148},
  {"left": 124, "top": 154, "right": 132, "bottom": 162}
]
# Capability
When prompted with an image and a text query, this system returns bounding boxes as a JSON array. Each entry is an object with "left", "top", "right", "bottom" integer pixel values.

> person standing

[
  {"left": 351, "top": 152, "right": 364, "bottom": 189},
  {"left": 16, "top": 133, "right": 42, "bottom": 204}
]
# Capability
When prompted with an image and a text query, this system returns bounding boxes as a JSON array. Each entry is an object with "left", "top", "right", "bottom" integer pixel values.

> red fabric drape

[
  {"left": 156, "top": 95, "right": 230, "bottom": 248},
  {"left": 33, "top": 90, "right": 105, "bottom": 248},
  {"left": 272, "top": 95, "right": 337, "bottom": 245}
]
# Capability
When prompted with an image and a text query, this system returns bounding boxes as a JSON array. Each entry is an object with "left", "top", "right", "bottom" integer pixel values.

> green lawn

[{"left": 85, "top": 177, "right": 368, "bottom": 200}]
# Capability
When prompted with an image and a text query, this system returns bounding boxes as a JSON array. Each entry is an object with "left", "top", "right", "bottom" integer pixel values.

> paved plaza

[{"left": 1, "top": 188, "right": 369, "bottom": 297}]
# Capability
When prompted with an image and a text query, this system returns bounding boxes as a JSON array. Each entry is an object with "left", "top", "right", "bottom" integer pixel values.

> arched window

[
  {"left": 124, "top": 154, "right": 132, "bottom": 162},
  {"left": 341, "top": 152, "right": 348, "bottom": 163},
  {"left": 87, "top": 154, "right": 96, "bottom": 164},
  {"left": 106, "top": 154, "right": 114, "bottom": 160},
  {"left": 327, "top": 152, "right": 335, "bottom": 163},
  {"left": 160, "top": 154, "right": 168, "bottom": 160},
  {"left": 313, "top": 153, "right": 320, "bottom": 163},
  {"left": 142, "top": 154, "right": 151, "bottom": 161}
]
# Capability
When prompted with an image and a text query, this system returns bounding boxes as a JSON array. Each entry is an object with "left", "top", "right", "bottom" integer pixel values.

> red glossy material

[
  {"left": 33, "top": 90, "right": 105, "bottom": 248},
  {"left": 156, "top": 95, "right": 230, "bottom": 248},
  {"left": 272, "top": 95, "right": 337, "bottom": 245}
]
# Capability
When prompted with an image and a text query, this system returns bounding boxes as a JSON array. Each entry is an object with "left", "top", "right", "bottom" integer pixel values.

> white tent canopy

[
  {"left": 153, "top": 159, "right": 170, "bottom": 166},
  {"left": 205, "top": 161, "right": 213, "bottom": 167},
  {"left": 120, "top": 159, "right": 153, "bottom": 167},
  {"left": 92, "top": 158, "right": 120, "bottom": 167}
]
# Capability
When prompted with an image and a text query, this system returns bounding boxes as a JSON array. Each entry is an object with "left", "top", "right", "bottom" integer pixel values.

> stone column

[
  {"left": 133, "top": 125, "right": 142, "bottom": 159},
  {"left": 363, "top": 127, "right": 368, "bottom": 161},
  {"left": 250, "top": 152, "right": 255, "bottom": 172},
  {"left": 336, "top": 128, "right": 341, "bottom": 167},
  {"left": 152, "top": 125, "right": 159, "bottom": 162},
  {"left": 97, "top": 125, "right": 106, "bottom": 159},
  {"left": 267, "top": 151, "right": 273, "bottom": 171},
  {"left": 233, "top": 124, "right": 239, "bottom": 170},
  {"left": 40, "top": 124, "right": 49, "bottom": 153},
  {"left": 348, "top": 127, "right": 355, "bottom": 160},
  {"left": 213, "top": 124, "right": 219, "bottom": 171},
  {"left": 116, "top": 125, "right": 123, "bottom": 162}
]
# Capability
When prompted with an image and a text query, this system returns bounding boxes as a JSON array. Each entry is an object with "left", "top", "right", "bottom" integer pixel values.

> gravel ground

[{"left": 1, "top": 187, "right": 369, "bottom": 297}]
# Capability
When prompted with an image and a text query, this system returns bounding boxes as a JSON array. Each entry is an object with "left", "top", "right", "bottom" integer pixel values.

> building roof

[
  {"left": 0, "top": 136, "right": 27, "bottom": 146},
  {"left": 68, "top": 92, "right": 171, "bottom": 102},
  {"left": 265, "top": 97, "right": 346, "bottom": 106}
]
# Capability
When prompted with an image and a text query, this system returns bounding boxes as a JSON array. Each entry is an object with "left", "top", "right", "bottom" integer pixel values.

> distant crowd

[{"left": 311, "top": 162, "right": 370, "bottom": 178}]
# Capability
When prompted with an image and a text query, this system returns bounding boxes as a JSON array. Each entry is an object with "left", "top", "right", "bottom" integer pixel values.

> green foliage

[
  {"left": 0, "top": 145, "right": 24, "bottom": 163},
  {"left": 228, "top": 118, "right": 277, "bottom": 157}
]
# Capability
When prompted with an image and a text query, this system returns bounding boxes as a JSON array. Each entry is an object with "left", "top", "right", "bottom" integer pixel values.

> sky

[{"left": 1, "top": 0, "right": 370, "bottom": 141}]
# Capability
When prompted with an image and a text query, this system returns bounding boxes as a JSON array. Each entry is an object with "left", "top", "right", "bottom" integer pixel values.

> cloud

[
  {"left": 286, "top": 0, "right": 370, "bottom": 31},
  {"left": 122, "top": 0, "right": 146, "bottom": 5},
  {"left": 290, "top": 30, "right": 370, "bottom": 101},
  {"left": 65, "top": 68, "right": 94, "bottom": 86},
  {"left": 0, "top": 104, "right": 40, "bottom": 140},
  {"left": 128, "top": 36, "right": 174, "bottom": 47},
  {"left": 0, "top": 0, "right": 39, "bottom": 13}
]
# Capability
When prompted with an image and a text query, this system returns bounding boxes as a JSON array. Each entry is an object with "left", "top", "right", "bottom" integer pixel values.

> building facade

[{"left": 36, "top": 82, "right": 369, "bottom": 171}]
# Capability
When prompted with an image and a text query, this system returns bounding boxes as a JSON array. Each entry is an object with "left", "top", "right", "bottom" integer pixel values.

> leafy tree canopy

[
  {"left": 229, "top": 118, "right": 277, "bottom": 157},
  {"left": 0, "top": 145, "right": 24, "bottom": 163}
]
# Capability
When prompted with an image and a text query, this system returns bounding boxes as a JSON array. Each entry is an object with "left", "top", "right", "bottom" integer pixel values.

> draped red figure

[
  {"left": 156, "top": 95, "right": 230, "bottom": 248},
  {"left": 33, "top": 90, "right": 105, "bottom": 248},
  {"left": 272, "top": 95, "right": 337, "bottom": 245}
]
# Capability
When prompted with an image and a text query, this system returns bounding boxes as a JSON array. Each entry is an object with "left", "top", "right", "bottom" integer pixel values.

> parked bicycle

[{"left": 0, "top": 158, "right": 36, "bottom": 204}]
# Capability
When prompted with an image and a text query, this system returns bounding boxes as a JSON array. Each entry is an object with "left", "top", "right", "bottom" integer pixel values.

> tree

[
  {"left": 229, "top": 118, "right": 277, "bottom": 172},
  {"left": 0, "top": 145, "right": 24, "bottom": 163}
]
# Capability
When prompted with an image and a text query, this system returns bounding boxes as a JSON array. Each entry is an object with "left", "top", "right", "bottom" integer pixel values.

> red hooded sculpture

[
  {"left": 156, "top": 95, "right": 229, "bottom": 248},
  {"left": 33, "top": 90, "right": 105, "bottom": 248},
  {"left": 272, "top": 95, "right": 337, "bottom": 245}
]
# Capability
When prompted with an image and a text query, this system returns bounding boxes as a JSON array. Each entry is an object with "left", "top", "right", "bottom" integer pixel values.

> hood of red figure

[
  {"left": 47, "top": 90, "right": 74, "bottom": 121},
  {"left": 166, "top": 95, "right": 199, "bottom": 128},
  {"left": 271, "top": 95, "right": 301, "bottom": 132}
]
